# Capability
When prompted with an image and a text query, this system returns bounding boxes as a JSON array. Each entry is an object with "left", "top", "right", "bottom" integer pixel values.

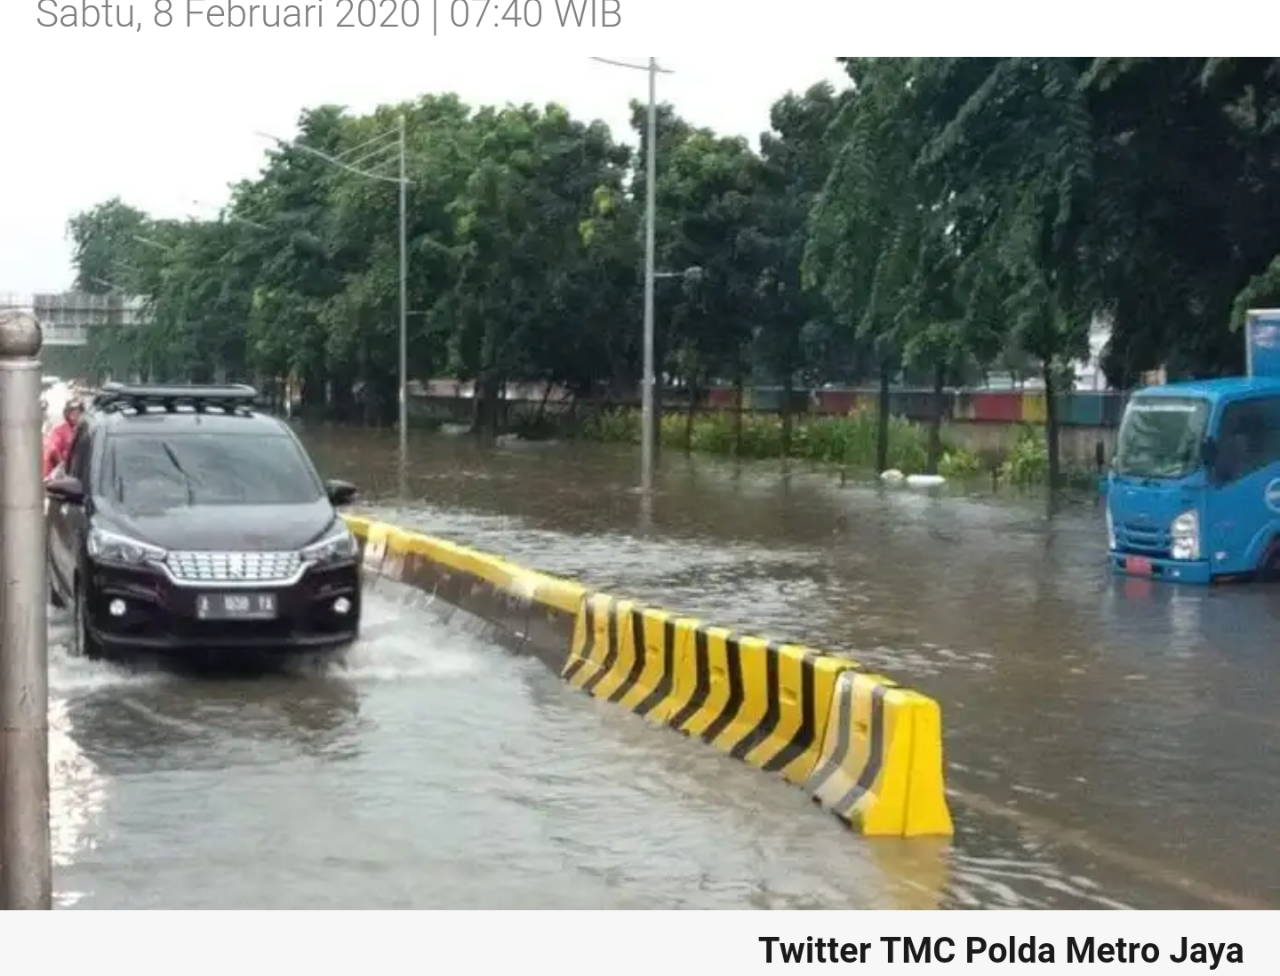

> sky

[{"left": 2, "top": 32, "right": 848, "bottom": 294}]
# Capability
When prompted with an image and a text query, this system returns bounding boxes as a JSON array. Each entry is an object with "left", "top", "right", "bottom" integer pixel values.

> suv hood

[{"left": 98, "top": 498, "right": 338, "bottom": 552}]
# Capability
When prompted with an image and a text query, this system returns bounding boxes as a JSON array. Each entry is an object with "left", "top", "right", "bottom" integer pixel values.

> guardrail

[{"left": 342, "top": 514, "right": 954, "bottom": 839}]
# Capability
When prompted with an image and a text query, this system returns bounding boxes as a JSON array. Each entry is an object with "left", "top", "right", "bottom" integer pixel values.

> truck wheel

[{"left": 1260, "top": 545, "right": 1280, "bottom": 582}]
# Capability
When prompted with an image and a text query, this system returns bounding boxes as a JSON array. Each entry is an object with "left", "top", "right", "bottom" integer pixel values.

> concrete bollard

[{"left": 0, "top": 310, "right": 51, "bottom": 910}]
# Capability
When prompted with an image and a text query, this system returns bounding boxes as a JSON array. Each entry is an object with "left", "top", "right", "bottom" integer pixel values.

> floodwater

[{"left": 47, "top": 425, "right": 1280, "bottom": 909}]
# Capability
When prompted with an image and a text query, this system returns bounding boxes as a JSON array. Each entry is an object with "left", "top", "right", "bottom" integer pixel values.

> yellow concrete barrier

[
  {"left": 343, "top": 514, "right": 372, "bottom": 540},
  {"left": 343, "top": 514, "right": 584, "bottom": 666},
  {"left": 353, "top": 517, "right": 392, "bottom": 577},
  {"left": 342, "top": 514, "right": 953, "bottom": 838},
  {"left": 562, "top": 595, "right": 688, "bottom": 724},
  {"left": 666, "top": 626, "right": 857, "bottom": 788},
  {"left": 804, "top": 670, "right": 953, "bottom": 837}
]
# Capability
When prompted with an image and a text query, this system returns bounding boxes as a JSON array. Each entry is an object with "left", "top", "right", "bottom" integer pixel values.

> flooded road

[{"left": 48, "top": 426, "right": 1280, "bottom": 908}]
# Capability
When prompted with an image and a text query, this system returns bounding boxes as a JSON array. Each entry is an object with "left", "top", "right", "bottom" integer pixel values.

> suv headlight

[
  {"left": 1105, "top": 506, "right": 1116, "bottom": 550},
  {"left": 301, "top": 526, "right": 358, "bottom": 566},
  {"left": 1170, "top": 509, "right": 1200, "bottom": 560},
  {"left": 87, "top": 527, "right": 166, "bottom": 566}
]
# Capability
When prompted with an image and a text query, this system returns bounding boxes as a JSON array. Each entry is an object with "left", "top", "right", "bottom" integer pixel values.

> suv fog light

[
  {"left": 109, "top": 599, "right": 126, "bottom": 617},
  {"left": 333, "top": 597, "right": 351, "bottom": 615}
]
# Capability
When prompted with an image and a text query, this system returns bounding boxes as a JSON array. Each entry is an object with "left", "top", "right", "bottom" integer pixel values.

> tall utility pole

[
  {"left": 258, "top": 124, "right": 411, "bottom": 466},
  {"left": 398, "top": 114, "right": 408, "bottom": 463},
  {"left": 590, "top": 56, "right": 673, "bottom": 494},
  {"left": 642, "top": 59, "right": 658, "bottom": 494}
]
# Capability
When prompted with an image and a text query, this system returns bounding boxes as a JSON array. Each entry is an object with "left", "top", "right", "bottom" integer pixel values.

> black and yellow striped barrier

[
  {"left": 343, "top": 514, "right": 953, "bottom": 839},
  {"left": 345, "top": 514, "right": 583, "bottom": 669}
]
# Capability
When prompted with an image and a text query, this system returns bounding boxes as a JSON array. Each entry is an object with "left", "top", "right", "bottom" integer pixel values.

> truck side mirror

[{"left": 1201, "top": 437, "right": 1219, "bottom": 473}]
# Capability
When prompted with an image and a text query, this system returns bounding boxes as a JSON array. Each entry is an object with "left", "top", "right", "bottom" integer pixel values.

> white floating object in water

[
  {"left": 879, "top": 468, "right": 906, "bottom": 483},
  {"left": 906, "top": 474, "right": 946, "bottom": 488}
]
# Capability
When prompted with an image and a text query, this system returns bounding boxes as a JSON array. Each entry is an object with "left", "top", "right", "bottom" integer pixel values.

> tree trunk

[
  {"left": 926, "top": 362, "right": 945, "bottom": 474},
  {"left": 377, "top": 385, "right": 397, "bottom": 427},
  {"left": 1043, "top": 359, "right": 1061, "bottom": 496},
  {"left": 534, "top": 382, "right": 553, "bottom": 425},
  {"left": 330, "top": 367, "right": 356, "bottom": 423},
  {"left": 473, "top": 373, "right": 501, "bottom": 444},
  {"left": 732, "top": 367, "right": 745, "bottom": 458},
  {"left": 652, "top": 338, "right": 664, "bottom": 464},
  {"left": 781, "top": 370, "right": 795, "bottom": 459},
  {"left": 684, "top": 373, "right": 699, "bottom": 451},
  {"left": 301, "top": 369, "right": 325, "bottom": 419},
  {"left": 876, "top": 364, "right": 892, "bottom": 473},
  {"left": 359, "top": 338, "right": 373, "bottom": 426}
]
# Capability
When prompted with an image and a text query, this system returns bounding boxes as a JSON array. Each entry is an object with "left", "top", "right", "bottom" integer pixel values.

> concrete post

[{"left": 0, "top": 309, "right": 51, "bottom": 909}]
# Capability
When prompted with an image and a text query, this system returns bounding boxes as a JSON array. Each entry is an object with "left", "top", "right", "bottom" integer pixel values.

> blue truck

[{"left": 1108, "top": 309, "right": 1280, "bottom": 584}]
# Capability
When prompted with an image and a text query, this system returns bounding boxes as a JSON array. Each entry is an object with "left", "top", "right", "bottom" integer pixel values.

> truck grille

[
  {"left": 165, "top": 550, "right": 302, "bottom": 583},
  {"left": 1117, "top": 521, "right": 1171, "bottom": 558}
]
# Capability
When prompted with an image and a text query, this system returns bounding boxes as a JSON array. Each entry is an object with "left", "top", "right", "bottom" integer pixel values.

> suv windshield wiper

[{"left": 160, "top": 442, "right": 198, "bottom": 505}]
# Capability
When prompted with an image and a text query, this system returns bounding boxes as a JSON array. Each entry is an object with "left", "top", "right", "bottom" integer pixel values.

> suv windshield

[
  {"left": 1114, "top": 396, "right": 1210, "bottom": 479},
  {"left": 100, "top": 434, "right": 323, "bottom": 511}
]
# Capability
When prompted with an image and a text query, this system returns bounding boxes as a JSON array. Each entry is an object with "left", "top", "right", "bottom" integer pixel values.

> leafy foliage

[{"left": 69, "top": 59, "right": 1280, "bottom": 473}]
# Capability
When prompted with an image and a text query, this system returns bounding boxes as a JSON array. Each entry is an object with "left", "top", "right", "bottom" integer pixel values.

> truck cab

[
  {"left": 1108, "top": 308, "right": 1280, "bottom": 585},
  {"left": 1108, "top": 378, "right": 1280, "bottom": 583}
]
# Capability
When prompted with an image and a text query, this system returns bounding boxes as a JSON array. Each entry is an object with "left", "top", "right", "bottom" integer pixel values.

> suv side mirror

[
  {"left": 325, "top": 479, "right": 357, "bottom": 506},
  {"left": 46, "top": 476, "right": 84, "bottom": 505}
]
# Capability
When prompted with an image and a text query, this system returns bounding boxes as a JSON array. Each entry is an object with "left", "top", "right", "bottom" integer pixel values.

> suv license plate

[
  {"left": 1125, "top": 556, "right": 1153, "bottom": 577},
  {"left": 197, "top": 593, "right": 277, "bottom": 620}
]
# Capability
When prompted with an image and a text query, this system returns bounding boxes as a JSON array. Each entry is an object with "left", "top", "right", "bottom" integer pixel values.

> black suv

[{"left": 45, "top": 383, "right": 361, "bottom": 658}]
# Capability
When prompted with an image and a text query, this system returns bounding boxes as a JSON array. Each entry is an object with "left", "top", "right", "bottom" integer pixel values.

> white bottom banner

[{"left": 7, "top": 910, "right": 1266, "bottom": 973}]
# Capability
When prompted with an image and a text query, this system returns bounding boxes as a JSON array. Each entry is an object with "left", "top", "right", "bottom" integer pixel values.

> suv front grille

[{"left": 166, "top": 550, "right": 302, "bottom": 583}]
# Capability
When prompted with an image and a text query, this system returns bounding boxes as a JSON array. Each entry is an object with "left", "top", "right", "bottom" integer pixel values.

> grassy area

[{"left": 573, "top": 407, "right": 1077, "bottom": 488}]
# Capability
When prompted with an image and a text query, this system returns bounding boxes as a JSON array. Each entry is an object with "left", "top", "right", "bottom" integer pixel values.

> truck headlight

[
  {"left": 301, "top": 526, "right": 358, "bottom": 566},
  {"left": 1170, "top": 510, "right": 1200, "bottom": 560},
  {"left": 1106, "top": 506, "right": 1116, "bottom": 550},
  {"left": 87, "top": 527, "right": 166, "bottom": 567}
]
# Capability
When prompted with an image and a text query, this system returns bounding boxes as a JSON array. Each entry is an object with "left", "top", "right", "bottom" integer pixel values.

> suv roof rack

[{"left": 94, "top": 382, "right": 260, "bottom": 416}]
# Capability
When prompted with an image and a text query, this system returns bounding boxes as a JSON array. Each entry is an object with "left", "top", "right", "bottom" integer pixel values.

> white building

[{"left": 1073, "top": 316, "right": 1112, "bottom": 391}]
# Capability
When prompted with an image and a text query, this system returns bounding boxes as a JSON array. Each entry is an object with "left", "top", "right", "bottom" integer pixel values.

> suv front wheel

[{"left": 72, "top": 578, "right": 103, "bottom": 659}]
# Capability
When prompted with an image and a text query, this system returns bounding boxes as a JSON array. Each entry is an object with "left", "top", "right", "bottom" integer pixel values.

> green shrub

[
  {"left": 578, "top": 408, "right": 639, "bottom": 443},
  {"left": 1000, "top": 425, "right": 1049, "bottom": 486},
  {"left": 938, "top": 448, "right": 984, "bottom": 479},
  {"left": 580, "top": 406, "right": 938, "bottom": 472},
  {"left": 575, "top": 406, "right": 1096, "bottom": 489},
  {"left": 507, "top": 406, "right": 559, "bottom": 440}
]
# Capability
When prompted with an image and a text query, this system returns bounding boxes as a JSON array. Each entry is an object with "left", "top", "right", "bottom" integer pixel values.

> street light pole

[
  {"left": 590, "top": 56, "right": 673, "bottom": 494},
  {"left": 398, "top": 114, "right": 408, "bottom": 464},
  {"left": 642, "top": 58, "right": 657, "bottom": 495}
]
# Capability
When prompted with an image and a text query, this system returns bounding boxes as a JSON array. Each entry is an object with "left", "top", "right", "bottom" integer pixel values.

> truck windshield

[{"left": 1115, "top": 396, "right": 1210, "bottom": 479}]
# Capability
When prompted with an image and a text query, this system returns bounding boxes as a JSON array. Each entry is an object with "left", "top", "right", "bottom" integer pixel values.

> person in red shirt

[{"left": 43, "top": 398, "right": 84, "bottom": 479}]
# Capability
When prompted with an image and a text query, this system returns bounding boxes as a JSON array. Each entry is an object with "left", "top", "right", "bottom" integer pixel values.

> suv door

[{"left": 49, "top": 424, "right": 91, "bottom": 596}]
